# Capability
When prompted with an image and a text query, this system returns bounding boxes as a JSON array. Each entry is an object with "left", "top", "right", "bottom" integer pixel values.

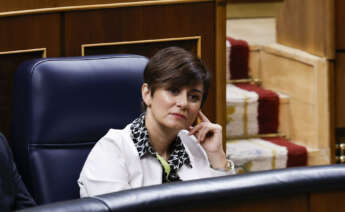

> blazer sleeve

[
  {"left": 11, "top": 159, "right": 37, "bottom": 210},
  {"left": 78, "top": 130, "right": 131, "bottom": 197},
  {"left": 0, "top": 133, "right": 36, "bottom": 210}
]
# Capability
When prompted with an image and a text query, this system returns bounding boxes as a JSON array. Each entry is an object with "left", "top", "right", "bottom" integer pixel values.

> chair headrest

[{"left": 12, "top": 54, "right": 148, "bottom": 145}]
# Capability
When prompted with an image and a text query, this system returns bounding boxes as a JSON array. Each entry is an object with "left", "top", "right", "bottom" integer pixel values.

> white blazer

[{"left": 78, "top": 125, "right": 235, "bottom": 197}]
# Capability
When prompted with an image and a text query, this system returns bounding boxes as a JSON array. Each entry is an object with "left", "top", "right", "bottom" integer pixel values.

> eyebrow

[{"left": 190, "top": 88, "right": 203, "bottom": 93}]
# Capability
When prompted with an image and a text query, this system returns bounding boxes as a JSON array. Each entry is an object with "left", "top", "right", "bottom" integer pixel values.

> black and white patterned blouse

[{"left": 130, "top": 113, "right": 192, "bottom": 183}]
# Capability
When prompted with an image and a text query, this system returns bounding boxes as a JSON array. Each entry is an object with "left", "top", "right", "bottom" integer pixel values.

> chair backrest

[{"left": 11, "top": 54, "right": 148, "bottom": 205}]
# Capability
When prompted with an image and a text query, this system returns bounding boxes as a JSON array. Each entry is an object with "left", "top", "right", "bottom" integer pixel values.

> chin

[{"left": 165, "top": 121, "right": 187, "bottom": 131}]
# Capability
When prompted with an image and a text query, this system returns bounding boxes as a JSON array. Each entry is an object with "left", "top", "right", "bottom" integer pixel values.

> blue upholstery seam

[{"left": 29, "top": 54, "right": 146, "bottom": 75}]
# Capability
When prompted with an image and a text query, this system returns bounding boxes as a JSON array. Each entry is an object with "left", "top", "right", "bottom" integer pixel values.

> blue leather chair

[
  {"left": 17, "top": 164, "right": 345, "bottom": 212},
  {"left": 11, "top": 54, "right": 149, "bottom": 205}
]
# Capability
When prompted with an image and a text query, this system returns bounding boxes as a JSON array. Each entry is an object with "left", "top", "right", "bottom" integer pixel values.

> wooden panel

[
  {"left": 64, "top": 2, "right": 218, "bottom": 122},
  {"left": 83, "top": 38, "right": 200, "bottom": 58},
  {"left": 310, "top": 191, "right": 345, "bottom": 212},
  {"left": 0, "top": 50, "right": 45, "bottom": 139},
  {"left": 0, "top": 0, "right": 212, "bottom": 15},
  {"left": 335, "top": 53, "right": 345, "bottom": 127},
  {"left": 0, "top": 14, "right": 61, "bottom": 140},
  {"left": 276, "top": 0, "right": 335, "bottom": 59},
  {"left": 0, "top": 14, "right": 61, "bottom": 56},
  {"left": 228, "top": 0, "right": 282, "bottom": 2},
  {"left": 226, "top": 2, "right": 282, "bottom": 19},
  {"left": 0, "top": 0, "right": 170, "bottom": 13},
  {"left": 336, "top": 0, "right": 345, "bottom": 49},
  {"left": 0, "top": 0, "right": 139, "bottom": 12},
  {"left": 259, "top": 45, "right": 331, "bottom": 164},
  {"left": 215, "top": 0, "right": 227, "bottom": 148},
  {"left": 165, "top": 193, "right": 308, "bottom": 212},
  {"left": 227, "top": 194, "right": 308, "bottom": 212}
]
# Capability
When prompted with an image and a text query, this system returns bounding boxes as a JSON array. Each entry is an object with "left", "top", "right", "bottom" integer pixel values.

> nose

[{"left": 176, "top": 91, "right": 188, "bottom": 108}]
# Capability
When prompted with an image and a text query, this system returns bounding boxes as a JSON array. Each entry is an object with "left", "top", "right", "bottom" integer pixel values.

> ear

[{"left": 142, "top": 83, "right": 152, "bottom": 107}]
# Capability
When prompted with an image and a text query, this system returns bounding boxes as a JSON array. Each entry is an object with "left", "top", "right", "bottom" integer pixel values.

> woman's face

[{"left": 143, "top": 83, "right": 203, "bottom": 131}]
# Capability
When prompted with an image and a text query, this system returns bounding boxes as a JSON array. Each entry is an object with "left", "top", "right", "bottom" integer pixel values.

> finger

[
  {"left": 198, "top": 111, "right": 210, "bottom": 123},
  {"left": 189, "top": 123, "right": 203, "bottom": 136},
  {"left": 189, "top": 126, "right": 202, "bottom": 144},
  {"left": 199, "top": 126, "right": 212, "bottom": 142}
]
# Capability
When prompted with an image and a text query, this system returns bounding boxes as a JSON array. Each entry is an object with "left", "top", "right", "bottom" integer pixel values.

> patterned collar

[{"left": 130, "top": 113, "right": 192, "bottom": 176}]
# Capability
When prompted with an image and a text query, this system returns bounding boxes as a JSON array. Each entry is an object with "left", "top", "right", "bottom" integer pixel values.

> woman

[{"left": 78, "top": 47, "right": 235, "bottom": 197}]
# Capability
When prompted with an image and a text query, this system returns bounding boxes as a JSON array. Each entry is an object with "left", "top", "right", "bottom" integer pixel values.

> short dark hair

[{"left": 143, "top": 46, "right": 211, "bottom": 107}]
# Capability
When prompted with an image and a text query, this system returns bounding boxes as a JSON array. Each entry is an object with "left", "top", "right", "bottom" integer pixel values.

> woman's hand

[{"left": 188, "top": 111, "right": 228, "bottom": 169}]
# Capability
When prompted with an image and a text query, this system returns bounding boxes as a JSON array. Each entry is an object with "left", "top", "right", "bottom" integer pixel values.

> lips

[{"left": 171, "top": 113, "right": 186, "bottom": 119}]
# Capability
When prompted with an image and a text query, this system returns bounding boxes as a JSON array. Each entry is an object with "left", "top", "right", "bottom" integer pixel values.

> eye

[
  {"left": 167, "top": 87, "right": 180, "bottom": 95},
  {"left": 189, "top": 94, "right": 201, "bottom": 103}
]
